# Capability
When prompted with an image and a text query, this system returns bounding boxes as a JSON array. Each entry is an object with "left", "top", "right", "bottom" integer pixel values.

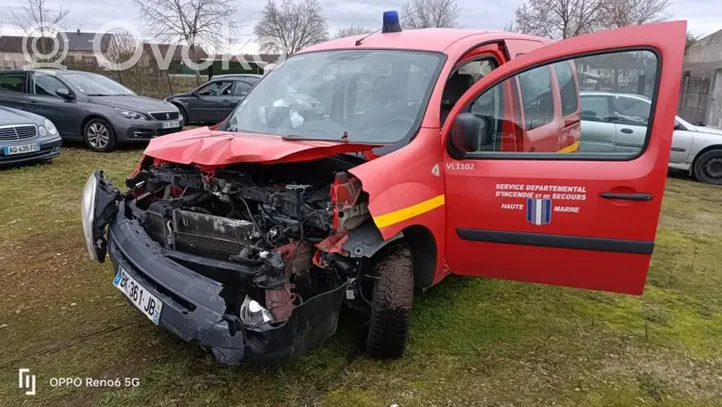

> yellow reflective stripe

[
  {"left": 373, "top": 194, "right": 446, "bottom": 229},
  {"left": 558, "top": 141, "right": 580, "bottom": 154}
]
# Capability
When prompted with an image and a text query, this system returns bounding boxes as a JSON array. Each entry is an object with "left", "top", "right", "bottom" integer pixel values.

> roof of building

[
  {"left": 142, "top": 43, "right": 209, "bottom": 61},
  {"left": 63, "top": 31, "right": 114, "bottom": 52}
]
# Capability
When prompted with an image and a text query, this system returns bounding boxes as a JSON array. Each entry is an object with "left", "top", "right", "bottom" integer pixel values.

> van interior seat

[{"left": 441, "top": 73, "right": 474, "bottom": 125}]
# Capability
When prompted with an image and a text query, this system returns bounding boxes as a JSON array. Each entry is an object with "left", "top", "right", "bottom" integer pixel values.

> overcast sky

[{"left": 0, "top": 0, "right": 718, "bottom": 53}]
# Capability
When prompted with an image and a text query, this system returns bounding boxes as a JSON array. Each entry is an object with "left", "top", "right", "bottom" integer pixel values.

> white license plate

[
  {"left": 3, "top": 143, "right": 40, "bottom": 155},
  {"left": 161, "top": 120, "right": 180, "bottom": 129},
  {"left": 113, "top": 266, "right": 163, "bottom": 325}
]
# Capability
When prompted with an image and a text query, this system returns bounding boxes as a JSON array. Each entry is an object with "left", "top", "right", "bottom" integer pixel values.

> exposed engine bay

[{"left": 121, "top": 157, "right": 373, "bottom": 329}]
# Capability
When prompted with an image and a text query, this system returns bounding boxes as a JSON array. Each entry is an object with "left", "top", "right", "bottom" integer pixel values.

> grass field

[{"left": 1, "top": 147, "right": 721, "bottom": 407}]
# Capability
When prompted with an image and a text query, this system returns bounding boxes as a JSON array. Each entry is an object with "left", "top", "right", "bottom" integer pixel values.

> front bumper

[
  {"left": 113, "top": 117, "right": 184, "bottom": 142},
  {"left": 105, "top": 201, "right": 347, "bottom": 365},
  {"left": 0, "top": 138, "right": 61, "bottom": 166}
]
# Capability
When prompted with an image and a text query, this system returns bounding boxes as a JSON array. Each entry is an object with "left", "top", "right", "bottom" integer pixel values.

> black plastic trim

[
  {"left": 599, "top": 192, "right": 653, "bottom": 201},
  {"left": 456, "top": 228, "right": 654, "bottom": 254}
]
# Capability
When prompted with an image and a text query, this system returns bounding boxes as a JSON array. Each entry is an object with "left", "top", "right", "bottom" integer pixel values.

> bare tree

[
  {"left": 254, "top": 0, "right": 328, "bottom": 56},
  {"left": 601, "top": 0, "right": 671, "bottom": 28},
  {"left": 133, "top": 0, "right": 239, "bottom": 85},
  {"left": 12, "top": 0, "right": 69, "bottom": 53},
  {"left": 334, "top": 24, "right": 371, "bottom": 39},
  {"left": 402, "top": 0, "right": 459, "bottom": 29},
  {"left": 511, "top": 0, "right": 606, "bottom": 39}
]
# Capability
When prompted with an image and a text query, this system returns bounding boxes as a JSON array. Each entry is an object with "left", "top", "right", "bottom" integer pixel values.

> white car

[{"left": 579, "top": 91, "right": 722, "bottom": 185}]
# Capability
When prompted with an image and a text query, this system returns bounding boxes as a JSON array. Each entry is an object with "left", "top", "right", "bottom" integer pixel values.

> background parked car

[
  {"left": 580, "top": 91, "right": 722, "bottom": 185},
  {"left": 0, "top": 69, "right": 183, "bottom": 152},
  {"left": 165, "top": 74, "right": 262, "bottom": 124},
  {"left": 0, "top": 106, "right": 61, "bottom": 166}
]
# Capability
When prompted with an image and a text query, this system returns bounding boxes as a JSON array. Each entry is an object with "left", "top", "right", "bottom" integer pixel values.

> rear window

[
  {"left": 0, "top": 74, "right": 26, "bottom": 93},
  {"left": 554, "top": 61, "right": 578, "bottom": 116}
]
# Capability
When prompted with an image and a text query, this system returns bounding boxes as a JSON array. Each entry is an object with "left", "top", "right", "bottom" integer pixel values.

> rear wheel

[
  {"left": 177, "top": 105, "right": 190, "bottom": 126},
  {"left": 693, "top": 149, "right": 722, "bottom": 185},
  {"left": 365, "top": 243, "right": 414, "bottom": 359},
  {"left": 83, "top": 118, "right": 117, "bottom": 152}
]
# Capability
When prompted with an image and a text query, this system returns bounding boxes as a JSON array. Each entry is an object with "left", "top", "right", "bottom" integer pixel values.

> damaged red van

[{"left": 81, "top": 13, "right": 687, "bottom": 364}]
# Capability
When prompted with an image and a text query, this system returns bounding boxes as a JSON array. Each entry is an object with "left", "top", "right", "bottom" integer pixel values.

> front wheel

[
  {"left": 84, "top": 118, "right": 117, "bottom": 152},
  {"left": 693, "top": 149, "right": 722, "bottom": 185},
  {"left": 365, "top": 243, "right": 414, "bottom": 359}
]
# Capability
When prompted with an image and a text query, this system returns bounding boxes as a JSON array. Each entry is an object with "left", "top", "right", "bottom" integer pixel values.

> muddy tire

[{"left": 365, "top": 243, "right": 414, "bottom": 359}]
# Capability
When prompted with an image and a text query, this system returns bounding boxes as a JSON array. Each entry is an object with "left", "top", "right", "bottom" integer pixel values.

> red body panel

[{"left": 143, "top": 127, "right": 379, "bottom": 166}]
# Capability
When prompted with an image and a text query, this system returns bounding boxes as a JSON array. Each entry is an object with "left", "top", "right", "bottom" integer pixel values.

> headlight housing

[
  {"left": 240, "top": 296, "right": 274, "bottom": 329},
  {"left": 81, "top": 173, "right": 99, "bottom": 261},
  {"left": 114, "top": 108, "right": 149, "bottom": 120},
  {"left": 43, "top": 119, "right": 58, "bottom": 136}
]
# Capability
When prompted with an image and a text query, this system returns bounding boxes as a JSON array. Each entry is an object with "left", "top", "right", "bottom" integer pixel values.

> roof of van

[{"left": 300, "top": 28, "right": 544, "bottom": 54}]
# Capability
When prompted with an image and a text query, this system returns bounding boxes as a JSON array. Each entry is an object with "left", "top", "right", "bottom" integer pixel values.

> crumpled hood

[{"left": 143, "top": 126, "right": 380, "bottom": 166}]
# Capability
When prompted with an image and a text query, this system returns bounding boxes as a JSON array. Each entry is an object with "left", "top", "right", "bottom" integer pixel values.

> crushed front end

[{"left": 82, "top": 156, "right": 377, "bottom": 364}]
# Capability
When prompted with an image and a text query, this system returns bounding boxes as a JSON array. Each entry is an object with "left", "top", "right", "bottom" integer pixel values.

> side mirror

[
  {"left": 56, "top": 88, "right": 73, "bottom": 99},
  {"left": 450, "top": 113, "right": 490, "bottom": 153}
]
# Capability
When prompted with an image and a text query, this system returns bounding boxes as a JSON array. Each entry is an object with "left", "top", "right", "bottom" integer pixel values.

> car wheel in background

[
  {"left": 177, "top": 105, "right": 190, "bottom": 126},
  {"left": 83, "top": 118, "right": 117, "bottom": 152},
  {"left": 693, "top": 149, "right": 722, "bottom": 185},
  {"left": 365, "top": 243, "right": 414, "bottom": 359}
]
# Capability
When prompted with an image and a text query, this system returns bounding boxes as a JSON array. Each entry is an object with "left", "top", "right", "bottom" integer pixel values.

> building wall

[{"left": 679, "top": 29, "right": 722, "bottom": 126}]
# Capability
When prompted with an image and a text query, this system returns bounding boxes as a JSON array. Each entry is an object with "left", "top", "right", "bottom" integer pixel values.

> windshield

[
  {"left": 62, "top": 73, "right": 135, "bottom": 96},
  {"left": 223, "top": 50, "right": 444, "bottom": 144}
]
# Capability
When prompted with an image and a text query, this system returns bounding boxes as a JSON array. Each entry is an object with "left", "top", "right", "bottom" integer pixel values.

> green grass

[{"left": 1, "top": 149, "right": 721, "bottom": 406}]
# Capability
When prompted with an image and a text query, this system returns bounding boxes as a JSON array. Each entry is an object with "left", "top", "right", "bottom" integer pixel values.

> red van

[{"left": 81, "top": 15, "right": 686, "bottom": 364}]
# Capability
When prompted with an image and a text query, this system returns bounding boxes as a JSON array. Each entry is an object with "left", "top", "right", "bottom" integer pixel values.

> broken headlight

[
  {"left": 240, "top": 296, "right": 275, "bottom": 328},
  {"left": 81, "top": 173, "right": 99, "bottom": 261}
]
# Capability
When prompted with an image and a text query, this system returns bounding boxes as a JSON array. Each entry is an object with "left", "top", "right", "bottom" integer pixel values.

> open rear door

[{"left": 442, "top": 21, "right": 687, "bottom": 295}]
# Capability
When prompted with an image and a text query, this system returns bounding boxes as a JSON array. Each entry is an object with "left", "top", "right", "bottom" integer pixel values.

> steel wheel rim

[
  {"left": 87, "top": 123, "right": 109, "bottom": 149},
  {"left": 703, "top": 157, "right": 722, "bottom": 180}
]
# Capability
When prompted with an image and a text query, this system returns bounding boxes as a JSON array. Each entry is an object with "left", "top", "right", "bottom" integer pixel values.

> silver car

[{"left": 579, "top": 91, "right": 722, "bottom": 185}]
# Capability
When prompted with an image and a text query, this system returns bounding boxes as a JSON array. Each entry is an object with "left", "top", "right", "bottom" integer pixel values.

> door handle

[
  {"left": 600, "top": 192, "right": 653, "bottom": 201},
  {"left": 620, "top": 128, "right": 634, "bottom": 134},
  {"left": 28, "top": 100, "right": 39, "bottom": 104},
  {"left": 222, "top": 99, "right": 231, "bottom": 103}
]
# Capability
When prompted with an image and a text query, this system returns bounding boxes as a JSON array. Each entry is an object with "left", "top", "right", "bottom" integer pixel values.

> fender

[{"left": 347, "top": 128, "right": 448, "bottom": 281}]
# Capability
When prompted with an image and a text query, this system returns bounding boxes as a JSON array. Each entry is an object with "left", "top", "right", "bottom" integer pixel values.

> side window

[
  {"left": 452, "top": 50, "right": 658, "bottom": 158},
  {"left": 441, "top": 57, "right": 499, "bottom": 125},
  {"left": 611, "top": 96, "right": 651, "bottom": 125},
  {"left": 233, "top": 81, "right": 252, "bottom": 96},
  {"left": 34, "top": 75, "right": 67, "bottom": 97},
  {"left": 518, "top": 66, "right": 554, "bottom": 130},
  {"left": 580, "top": 96, "right": 611, "bottom": 122},
  {"left": 554, "top": 61, "right": 578, "bottom": 116},
  {"left": 0, "top": 74, "right": 27, "bottom": 93},
  {"left": 198, "top": 80, "right": 233, "bottom": 96}
]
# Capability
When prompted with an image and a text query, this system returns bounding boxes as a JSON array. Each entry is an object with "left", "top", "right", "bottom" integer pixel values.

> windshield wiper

[{"left": 282, "top": 131, "right": 351, "bottom": 143}]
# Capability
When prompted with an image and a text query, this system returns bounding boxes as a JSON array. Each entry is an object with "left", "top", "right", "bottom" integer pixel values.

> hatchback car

[
  {"left": 165, "top": 74, "right": 262, "bottom": 124},
  {"left": 0, "top": 69, "right": 184, "bottom": 152},
  {"left": 0, "top": 106, "right": 61, "bottom": 166},
  {"left": 580, "top": 91, "right": 722, "bottom": 185}
]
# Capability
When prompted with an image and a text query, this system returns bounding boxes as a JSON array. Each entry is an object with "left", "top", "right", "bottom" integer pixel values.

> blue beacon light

[{"left": 382, "top": 10, "right": 402, "bottom": 33}]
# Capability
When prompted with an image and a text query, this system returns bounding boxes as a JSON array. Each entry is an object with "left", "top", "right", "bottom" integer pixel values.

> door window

[
  {"left": 0, "top": 74, "right": 26, "bottom": 93},
  {"left": 233, "top": 81, "right": 252, "bottom": 96},
  {"left": 452, "top": 49, "right": 658, "bottom": 158},
  {"left": 34, "top": 75, "right": 67, "bottom": 97},
  {"left": 198, "top": 81, "right": 233, "bottom": 96},
  {"left": 580, "top": 96, "right": 611, "bottom": 122},
  {"left": 554, "top": 61, "right": 578, "bottom": 116},
  {"left": 611, "top": 95, "right": 651, "bottom": 125}
]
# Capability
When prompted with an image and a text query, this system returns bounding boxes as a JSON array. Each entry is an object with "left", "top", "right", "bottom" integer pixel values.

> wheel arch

[
  {"left": 344, "top": 221, "right": 438, "bottom": 291},
  {"left": 81, "top": 114, "right": 116, "bottom": 136},
  {"left": 170, "top": 101, "right": 189, "bottom": 122}
]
